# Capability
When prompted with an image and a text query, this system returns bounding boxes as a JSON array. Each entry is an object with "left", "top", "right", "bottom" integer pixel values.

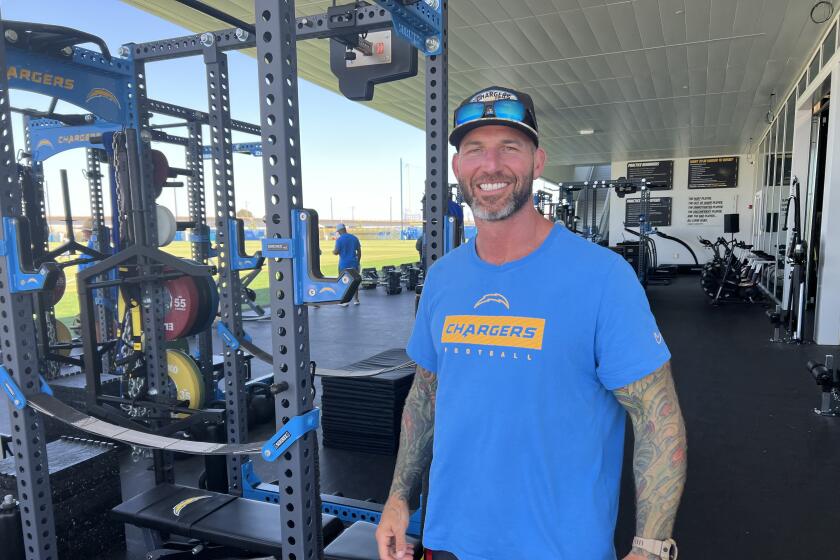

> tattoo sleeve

[
  {"left": 388, "top": 365, "right": 437, "bottom": 502},
  {"left": 613, "top": 360, "right": 687, "bottom": 551}
]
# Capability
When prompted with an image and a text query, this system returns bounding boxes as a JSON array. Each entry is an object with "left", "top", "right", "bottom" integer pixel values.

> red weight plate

[
  {"left": 184, "top": 275, "right": 209, "bottom": 337},
  {"left": 163, "top": 275, "right": 200, "bottom": 341},
  {"left": 151, "top": 149, "right": 169, "bottom": 196}
]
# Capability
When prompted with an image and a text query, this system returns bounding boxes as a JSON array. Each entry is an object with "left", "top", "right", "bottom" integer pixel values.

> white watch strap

[{"left": 633, "top": 536, "right": 678, "bottom": 560}]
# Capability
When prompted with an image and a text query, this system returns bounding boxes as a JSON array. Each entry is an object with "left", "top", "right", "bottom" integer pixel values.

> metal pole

[
  {"left": 422, "top": 1, "right": 449, "bottom": 269},
  {"left": 400, "top": 157, "right": 404, "bottom": 234},
  {"left": 60, "top": 168, "right": 76, "bottom": 243},
  {"left": 0, "top": 15, "right": 58, "bottom": 557},
  {"left": 204, "top": 46, "right": 248, "bottom": 495},
  {"left": 255, "top": 0, "right": 321, "bottom": 556}
]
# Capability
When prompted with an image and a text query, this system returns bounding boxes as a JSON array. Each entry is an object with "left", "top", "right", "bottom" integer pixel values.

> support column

[
  {"left": 422, "top": 0, "right": 448, "bottom": 270},
  {"left": 814, "top": 67, "right": 840, "bottom": 344},
  {"left": 255, "top": 1, "right": 321, "bottom": 557},
  {"left": 204, "top": 47, "right": 248, "bottom": 494},
  {"left": 186, "top": 122, "right": 214, "bottom": 390},
  {"left": 0, "top": 15, "right": 58, "bottom": 558}
]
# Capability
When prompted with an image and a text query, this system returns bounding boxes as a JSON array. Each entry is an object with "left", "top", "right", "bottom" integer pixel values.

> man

[
  {"left": 333, "top": 223, "right": 362, "bottom": 306},
  {"left": 375, "top": 87, "right": 687, "bottom": 560}
]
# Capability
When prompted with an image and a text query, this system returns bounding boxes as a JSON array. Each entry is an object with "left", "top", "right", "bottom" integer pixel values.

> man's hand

[{"left": 375, "top": 496, "right": 414, "bottom": 560}]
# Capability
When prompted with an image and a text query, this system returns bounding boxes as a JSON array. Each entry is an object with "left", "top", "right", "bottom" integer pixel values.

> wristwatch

[{"left": 632, "top": 536, "right": 678, "bottom": 560}]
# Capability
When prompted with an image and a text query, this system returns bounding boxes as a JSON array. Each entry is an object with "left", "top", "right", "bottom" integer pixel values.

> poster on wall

[
  {"left": 687, "top": 195, "right": 726, "bottom": 226},
  {"left": 625, "top": 197, "right": 672, "bottom": 227},
  {"left": 626, "top": 160, "right": 673, "bottom": 190},
  {"left": 688, "top": 157, "right": 739, "bottom": 189}
]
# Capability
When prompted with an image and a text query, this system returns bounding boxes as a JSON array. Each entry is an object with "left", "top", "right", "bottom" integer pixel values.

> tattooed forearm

[
  {"left": 614, "top": 361, "right": 687, "bottom": 551},
  {"left": 388, "top": 365, "right": 437, "bottom": 502}
]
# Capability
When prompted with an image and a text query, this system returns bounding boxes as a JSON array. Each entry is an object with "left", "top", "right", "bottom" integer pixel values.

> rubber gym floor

[{"left": 3, "top": 275, "right": 839, "bottom": 559}]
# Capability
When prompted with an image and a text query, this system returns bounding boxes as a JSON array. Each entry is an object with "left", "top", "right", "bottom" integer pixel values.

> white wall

[
  {"left": 609, "top": 156, "right": 756, "bottom": 266},
  {"left": 813, "top": 68, "right": 840, "bottom": 345}
]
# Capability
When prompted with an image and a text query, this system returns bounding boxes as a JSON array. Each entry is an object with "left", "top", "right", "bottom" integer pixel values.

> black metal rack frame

[{"left": 0, "top": 1, "right": 448, "bottom": 558}]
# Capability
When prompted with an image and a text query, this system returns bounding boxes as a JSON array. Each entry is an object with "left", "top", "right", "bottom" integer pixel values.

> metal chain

[{"left": 112, "top": 132, "right": 129, "bottom": 247}]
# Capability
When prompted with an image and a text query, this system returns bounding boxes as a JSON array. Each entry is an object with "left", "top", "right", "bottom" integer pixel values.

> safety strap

[
  {"left": 240, "top": 339, "right": 416, "bottom": 378},
  {"left": 1, "top": 366, "right": 316, "bottom": 458}
]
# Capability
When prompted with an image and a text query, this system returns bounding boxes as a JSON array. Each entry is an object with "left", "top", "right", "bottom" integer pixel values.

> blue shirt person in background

[
  {"left": 375, "top": 86, "right": 687, "bottom": 560},
  {"left": 332, "top": 223, "right": 361, "bottom": 306}
]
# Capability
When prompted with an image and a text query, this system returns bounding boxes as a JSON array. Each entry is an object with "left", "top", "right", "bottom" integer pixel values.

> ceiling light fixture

[
  {"left": 811, "top": 1, "right": 833, "bottom": 24},
  {"left": 675, "top": 9, "right": 684, "bottom": 15},
  {"left": 579, "top": 129, "right": 595, "bottom": 135}
]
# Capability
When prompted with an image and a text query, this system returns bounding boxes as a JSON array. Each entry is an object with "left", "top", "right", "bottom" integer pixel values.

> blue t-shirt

[
  {"left": 407, "top": 224, "right": 670, "bottom": 560},
  {"left": 334, "top": 232, "right": 361, "bottom": 271}
]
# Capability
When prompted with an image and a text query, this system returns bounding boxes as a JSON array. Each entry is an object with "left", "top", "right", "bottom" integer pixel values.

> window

[
  {"left": 823, "top": 23, "right": 837, "bottom": 64},
  {"left": 799, "top": 73, "right": 808, "bottom": 97},
  {"left": 808, "top": 52, "right": 821, "bottom": 85}
]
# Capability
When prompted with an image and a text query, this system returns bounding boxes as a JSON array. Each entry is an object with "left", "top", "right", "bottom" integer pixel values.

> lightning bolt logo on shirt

[
  {"left": 442, "top": 294, "right": 545, "bottom": 350},
  {"left": 474, "top": 293, "right": 510, "bottom": 309}
]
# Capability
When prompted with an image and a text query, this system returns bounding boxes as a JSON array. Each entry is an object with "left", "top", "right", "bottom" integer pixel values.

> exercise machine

[
  {"left": 807, "top": 355, "right": 839, "bottom": 416},
  {"left": 0, "top": 1, "right": 445, "bottom": 558}
]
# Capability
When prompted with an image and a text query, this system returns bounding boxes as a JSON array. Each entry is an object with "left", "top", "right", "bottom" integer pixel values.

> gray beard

[{"left": 460, "top": 175, "right": 533, "bottom": 222}]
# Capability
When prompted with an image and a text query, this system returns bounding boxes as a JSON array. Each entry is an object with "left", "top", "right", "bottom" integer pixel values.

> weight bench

[{"left": 112, "top": 483, "right": 345, "bottom": 557}]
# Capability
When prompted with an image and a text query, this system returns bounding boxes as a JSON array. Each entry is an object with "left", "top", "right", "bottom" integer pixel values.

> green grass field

[{"left": 53, "top": 239, "right": 419, "bottom": 321}]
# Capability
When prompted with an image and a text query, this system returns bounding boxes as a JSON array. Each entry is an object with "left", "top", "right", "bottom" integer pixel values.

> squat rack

[{"left": 0, "top": 1, "right": 447, "bottom": 559}]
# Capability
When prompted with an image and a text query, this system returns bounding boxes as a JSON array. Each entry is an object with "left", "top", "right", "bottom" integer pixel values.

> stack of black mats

[
  {"left": 321, "top": 349, "right": 415, "bottom": 455},
  {"left": 0, "top": 436, "right": 124, "bottom": 559}
]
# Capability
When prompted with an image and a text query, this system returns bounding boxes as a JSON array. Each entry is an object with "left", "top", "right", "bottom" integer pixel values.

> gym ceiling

[{"left": 122, "top": 0, "right": 833, "bottom": 181}]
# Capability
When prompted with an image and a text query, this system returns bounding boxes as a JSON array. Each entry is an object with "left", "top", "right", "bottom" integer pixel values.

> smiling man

[{"left": 375, "top": 86, "right": 687, "bottom": 560}]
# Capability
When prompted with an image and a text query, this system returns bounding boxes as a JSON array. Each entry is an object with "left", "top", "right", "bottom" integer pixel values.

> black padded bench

[{"left": 112, "top": 483, "right": 344, "bottom": 557}]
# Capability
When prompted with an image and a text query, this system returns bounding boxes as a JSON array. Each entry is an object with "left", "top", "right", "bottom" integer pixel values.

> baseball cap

[
  {"left": 336, "top": 223, "right": 346, "bottom": 231},
  {"left": 449, "top": 86, "right": 539, "bottom": 149}
]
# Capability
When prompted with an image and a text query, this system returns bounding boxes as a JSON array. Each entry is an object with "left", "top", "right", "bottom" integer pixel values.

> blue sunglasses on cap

[{"left": 454, "top": 99, "right": 529, "bottom": 127}]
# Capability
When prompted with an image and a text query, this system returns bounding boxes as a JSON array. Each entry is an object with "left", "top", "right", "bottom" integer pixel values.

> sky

[{"left": 2, "top": 0, "right": 446, "bottom": 223}]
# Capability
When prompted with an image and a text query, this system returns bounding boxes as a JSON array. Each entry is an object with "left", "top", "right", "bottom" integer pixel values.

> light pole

[{"left": 399, "top": 157, "right": 404, "bottom": 235}]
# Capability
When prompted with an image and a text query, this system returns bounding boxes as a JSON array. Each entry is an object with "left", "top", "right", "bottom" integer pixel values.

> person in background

[{"left": 333, "top": 223, "right": 361, "bottom": 306}]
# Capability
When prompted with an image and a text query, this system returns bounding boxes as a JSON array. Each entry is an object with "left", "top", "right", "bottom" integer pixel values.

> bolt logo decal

[
  {"left": 86, "top": 88, "right": 121, "bottom": 108},
  {"left": 172, "top": 495, "right": 211, "bottom": 517}
]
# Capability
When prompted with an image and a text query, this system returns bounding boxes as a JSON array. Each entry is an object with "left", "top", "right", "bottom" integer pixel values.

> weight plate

[
  {"left": 152, "top": 149, "right": 169, "bottom": 197},
  {"left": 166, "top": 349, "right": 204, "bottom": 414},
  {"left": 156, "top": 205, "right": 177, "bottom": 247},
  {"left": 190, "top": 276, "right": 218, "bottom": 336},
  {"left": 163, "top": 275, "right": 200, "bottom": 341},
  {"left": 55, "top": 320, "right": 72, "bottom": 357},
  {"left": 43, "top": 267, "right": 66, "bottom": 307},
  {"left": 185, "top": 277, "right": 210, "bottom": 336}
]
